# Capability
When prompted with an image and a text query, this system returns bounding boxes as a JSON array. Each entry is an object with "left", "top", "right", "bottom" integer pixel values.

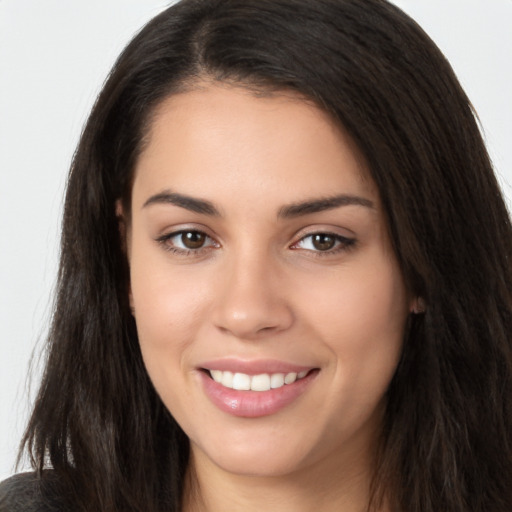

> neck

[{"left": 182, "top": 442, "right": 387, "bottom": 512}]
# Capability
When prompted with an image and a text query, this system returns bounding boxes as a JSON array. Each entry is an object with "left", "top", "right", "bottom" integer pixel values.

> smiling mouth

[{"left": 203, "top": 369, "right": 314, "bottom": 392}]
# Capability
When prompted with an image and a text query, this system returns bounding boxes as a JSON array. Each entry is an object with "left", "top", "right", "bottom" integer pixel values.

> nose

[{"left": 212, "top": 252, "right": 294, "bottom": 340}]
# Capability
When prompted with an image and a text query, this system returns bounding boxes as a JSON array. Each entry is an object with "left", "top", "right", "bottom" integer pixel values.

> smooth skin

[{"left": 124, "top": 84, "right": 414, "bottom": 512}]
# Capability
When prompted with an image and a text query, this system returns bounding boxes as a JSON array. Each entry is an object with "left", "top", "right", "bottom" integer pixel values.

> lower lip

[{"left": 199, "top": 370, "right": 318, "bottom": 418}]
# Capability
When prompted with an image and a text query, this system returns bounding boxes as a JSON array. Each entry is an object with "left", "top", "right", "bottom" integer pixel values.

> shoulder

[{"left": 0, "top": 472, "right": 65, "bottom": 512}]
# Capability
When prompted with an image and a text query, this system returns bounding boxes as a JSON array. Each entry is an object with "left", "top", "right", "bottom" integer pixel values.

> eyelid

[
  {"left": 155, "top": 225, "right": 220, "bottom": 255},
  {"left": 291, "top": 233, "right": 354, "bottom": 248},
  {"left": 168, "top": 231, "right": 217, "bottom": 248},
  {"left": 289, "top": 228, "right": 357, "bottom": 255},
  {"left": 154, "top": 224, "right": 356, "bottom": 257},
  {"left": 291, "top": 223, "right": 356, "bottom": 239},
  {"left": 155, "top": 222, "right": 219, "bottom": 241}
]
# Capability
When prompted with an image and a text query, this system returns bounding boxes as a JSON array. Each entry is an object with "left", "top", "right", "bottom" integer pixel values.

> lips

[{"left": 198, "top": 359, "right": 319, "bottom": 417}]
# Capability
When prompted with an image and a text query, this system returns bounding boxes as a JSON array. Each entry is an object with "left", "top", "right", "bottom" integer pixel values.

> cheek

[
  {"left": 130, "top": 265, "right": 209, "bottom": 416},
  {"left": 298, "top": 254, "right": 408, "bottom": 387},
  {"left": 134, "top": 278, "right": 205, "bottom": 339},
  {"left": 128, "top": 243, "right": 213, "bottom": 372},
  {"left": 302, "top": 257, "right": 407, "bottom": 334}
]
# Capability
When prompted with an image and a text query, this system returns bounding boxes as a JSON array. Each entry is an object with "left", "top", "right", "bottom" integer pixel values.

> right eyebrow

[
  {"left": 142, "top": 190, "right": 220, "bottom": 216},
  {"left": 278, "top": 194, "right": 375, "bottom": 218}
]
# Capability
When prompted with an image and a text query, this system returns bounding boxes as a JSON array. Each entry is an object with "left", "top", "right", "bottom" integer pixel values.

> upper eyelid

[
  {"left": 159, "top": 229, "right": 217, "bottom": 244},
  {"left": 166, "top": 230, "right": 215, "bottom": 240},
  {"left": 299, "top": 230, "right": 353, "bottom": 239},
  {"left": 291, "top": 225, "right": 356, "bottom": 242},
  {"left": 291, "top": 232, "right": 354, "bottom": 246},
  {"left": 157, "top": 224, "right": 218, "bottom": 240},
  {"left": 156, "top": 229, "right": 219, "bottom": 255},
  {"left": 155, "top": 225, "right": 355, "bottom": 247}
]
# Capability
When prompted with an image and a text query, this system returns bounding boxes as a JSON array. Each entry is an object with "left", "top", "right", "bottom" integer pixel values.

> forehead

[{"left": 133, "top": 84, "right": 377, "bottom": 209}]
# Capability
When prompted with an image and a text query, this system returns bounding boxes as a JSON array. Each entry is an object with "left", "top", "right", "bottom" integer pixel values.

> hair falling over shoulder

[{"left": 19, "top": 1, "right": 512, "bottom": 511}]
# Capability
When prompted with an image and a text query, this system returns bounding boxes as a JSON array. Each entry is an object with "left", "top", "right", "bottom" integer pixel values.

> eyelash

[
  {"left": 290, "top": 232, "right": 356, "bottom": 256},
  {"left": 156, "top": 230, "right": 219, "bottom": 256},
  {"left": 156, "top": 230, "right": 357, "bottom": 257}
]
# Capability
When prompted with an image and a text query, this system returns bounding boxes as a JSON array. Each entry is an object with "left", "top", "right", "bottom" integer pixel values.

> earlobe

[
  {"left": 410, "top": 297, "right": 426, "bottom": 315},
  {"left": 129, "top": 293, "right": 135, "bottom": 316}
]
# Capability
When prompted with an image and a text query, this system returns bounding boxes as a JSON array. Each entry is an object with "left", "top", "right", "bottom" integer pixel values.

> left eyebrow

[
  {"left": 278, "top": 194, "right": 375, "bottom": 218},
  {"left": 142, "top": 190, "right": 220, "bottom": 216}
]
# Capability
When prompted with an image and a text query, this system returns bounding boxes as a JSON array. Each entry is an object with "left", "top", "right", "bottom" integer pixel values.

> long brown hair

[{"left": 21, "top": 1, "right": 512, "bottom": 511}]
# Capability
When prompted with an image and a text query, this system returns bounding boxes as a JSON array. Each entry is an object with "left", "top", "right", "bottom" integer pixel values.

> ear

[
  {"left": 115, "top": 200, "right": 127, "bottom": 254},
  {"left": 410, "top": 296, "right": 426, "bottom": 315},
  {"left": 116, "top": 200, "right": 134, "bottom": 315}
]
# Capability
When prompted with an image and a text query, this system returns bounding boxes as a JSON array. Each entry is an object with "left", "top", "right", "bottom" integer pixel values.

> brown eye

[
  {"left": 291, "top": 232, "right": 356, "bottom": 254},
  {"left": 181, "top": 231, "right": 206, "bottom": 249},
  {"left": 157, "top": 229, "right": 217, "bottom": 254},
  {"left": 312, "top": 234, "right": 336, "bottom": 251}
]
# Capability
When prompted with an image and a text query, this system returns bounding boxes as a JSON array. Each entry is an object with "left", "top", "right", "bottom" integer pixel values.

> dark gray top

[{"left": 0, "top": 472, "right": 64, "bottom": 512}]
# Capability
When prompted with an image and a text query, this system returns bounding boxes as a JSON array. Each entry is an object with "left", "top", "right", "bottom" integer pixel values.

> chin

[{"left": 190, "top": 430, "right": 315, "bottom": 478}]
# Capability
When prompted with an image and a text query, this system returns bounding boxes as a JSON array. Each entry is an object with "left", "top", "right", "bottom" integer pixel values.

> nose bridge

[{"left": 213, "top": 244, "right": 293, "bottom": 338}]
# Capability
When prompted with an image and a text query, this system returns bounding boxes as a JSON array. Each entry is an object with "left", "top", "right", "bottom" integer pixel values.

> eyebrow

[
  {"left": 278, "top": 194, "right": 375, "bottom": 218},
  {"left": 142, "top": 190, "right": 220, "bottom": 216},
  {"left": 142, "top": 190, "right": 374, "bottom": 218}
]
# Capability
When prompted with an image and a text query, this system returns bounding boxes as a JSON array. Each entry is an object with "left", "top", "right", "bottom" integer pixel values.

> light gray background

[{"left": 1, "top": 0, "right": 511, "bottom": 480}]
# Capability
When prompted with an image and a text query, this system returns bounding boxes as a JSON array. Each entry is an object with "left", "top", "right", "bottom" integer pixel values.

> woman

[{"left": 1, "top": 0, "right": 511, "bottom": 511}]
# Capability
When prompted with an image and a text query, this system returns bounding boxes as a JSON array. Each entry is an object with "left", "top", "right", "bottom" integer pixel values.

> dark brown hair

[{"left": 21, "top": 1, "right": 512, "bottom": 511}]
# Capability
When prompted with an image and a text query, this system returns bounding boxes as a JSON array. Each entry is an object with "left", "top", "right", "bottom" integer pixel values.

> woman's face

[{"left": 127, "top": 85, "right": 412, "bottom": 479}]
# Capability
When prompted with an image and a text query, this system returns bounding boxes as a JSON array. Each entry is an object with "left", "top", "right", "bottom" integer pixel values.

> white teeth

[
  {"left": 251, "top": 374, "right": 271, "bottom": 391},
  {"left": 284, "top": 372, "right": 297, "bottom": 384},
  {"left": 232, "top": 372, "right": 251, "bottom": 390},
  {"left": 210, "top": 370, "right": 223, "bottom": 383},
  {"left": 221, "top": 371, "right": 234, "bottom": 388},
  {"left": 270, "top": 373, "right": 285, "bottom": 389},
  {"left": 208, "top": 369, "right": 310, "bottom": 391}
]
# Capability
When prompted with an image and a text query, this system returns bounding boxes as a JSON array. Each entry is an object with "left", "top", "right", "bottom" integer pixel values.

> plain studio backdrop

[{"left": 0, "top": 0, "right": 511, "bottom": 480}]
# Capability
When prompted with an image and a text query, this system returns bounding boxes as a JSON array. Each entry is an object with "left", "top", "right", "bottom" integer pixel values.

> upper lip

[{"left": 198, "top": 358, "right": 316, "bottom": 375}]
